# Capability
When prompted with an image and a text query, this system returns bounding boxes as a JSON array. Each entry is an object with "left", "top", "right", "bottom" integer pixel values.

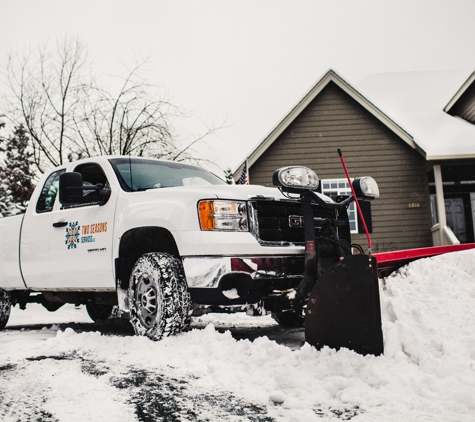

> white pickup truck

[{"left": 0, "top": 155, "right": 383, "bottom": 348}]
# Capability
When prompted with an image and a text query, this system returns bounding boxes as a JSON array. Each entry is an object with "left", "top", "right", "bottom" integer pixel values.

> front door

[
  {"left": 445, "top": 197, "right": 467, "bottom": 243},
  {"left": 471, "top": 193, "right": 475, "bottom": 241}
]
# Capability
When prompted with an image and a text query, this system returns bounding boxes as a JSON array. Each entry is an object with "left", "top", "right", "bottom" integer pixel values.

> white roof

[{"left": 356, "top": 70, "right": 475, "bottom": 160}]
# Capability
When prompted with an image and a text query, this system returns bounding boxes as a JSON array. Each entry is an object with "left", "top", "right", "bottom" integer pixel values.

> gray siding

[
  {"left": 250, "top": 82, "right": 432, "bottom": 252},
  {"left": 449, "top": 82, "right": 475, "bottom": 124}
]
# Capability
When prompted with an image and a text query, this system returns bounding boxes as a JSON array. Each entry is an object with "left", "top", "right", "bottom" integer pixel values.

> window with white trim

[{"left": 321, "top": 179, "right": 358, "bottom": 233}]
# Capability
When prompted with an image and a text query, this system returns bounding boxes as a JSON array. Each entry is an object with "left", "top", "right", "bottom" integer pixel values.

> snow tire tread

[{"left": 0, "top": 289, "right": 12, "bottom": 331}]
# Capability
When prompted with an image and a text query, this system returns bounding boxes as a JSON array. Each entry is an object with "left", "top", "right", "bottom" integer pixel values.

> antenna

[{"left": 337, "top": 149, "right": 372, "bottom": 255}]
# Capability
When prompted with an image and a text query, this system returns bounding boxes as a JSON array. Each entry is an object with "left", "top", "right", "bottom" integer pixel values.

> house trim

[
  {"left": 444, "top": 70, "right": 475, "bottom": 113},
  {"left": 427, "top": 153, "right": 475, "bottom": 161}
]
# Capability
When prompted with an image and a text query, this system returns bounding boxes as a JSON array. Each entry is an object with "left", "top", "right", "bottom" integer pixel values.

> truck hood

[
  {"left": 137, "top": 183, "right": 333, "bottom": 203},
  {"left": 188, "top": 184, "right": 286, "bottom": 200}
]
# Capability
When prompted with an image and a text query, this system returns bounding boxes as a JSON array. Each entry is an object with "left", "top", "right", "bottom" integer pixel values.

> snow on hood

[
  {"left": 3, "top": 249, "right": 475, "bottom": 421},
  {"left": 197, "top": 183, "right": 287, "bottom": 200}
]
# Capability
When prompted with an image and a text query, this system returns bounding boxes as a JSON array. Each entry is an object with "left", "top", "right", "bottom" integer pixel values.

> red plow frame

[{"left": 373, "top": 243, "right": 475, "bottom": 277}]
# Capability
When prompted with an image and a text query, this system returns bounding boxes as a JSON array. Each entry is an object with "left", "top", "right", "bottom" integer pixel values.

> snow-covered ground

[{"left": 1, "top": 249, "right": 475, "bottom": 421}]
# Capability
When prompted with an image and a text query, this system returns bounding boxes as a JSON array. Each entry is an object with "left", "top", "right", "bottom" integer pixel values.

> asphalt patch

[{"left": 109, "top": 368, "right": 274, "bottom": 422}]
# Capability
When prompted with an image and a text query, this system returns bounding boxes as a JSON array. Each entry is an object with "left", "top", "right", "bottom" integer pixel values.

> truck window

[
  {"left": 36, "top": 170, "right": 65, "bottom": 213},
  {"left": 109, "top": 157, "right": 225, "bottom": 192},
  {"left": 72, "top": 163, "right": 110, "bottom": 206}
]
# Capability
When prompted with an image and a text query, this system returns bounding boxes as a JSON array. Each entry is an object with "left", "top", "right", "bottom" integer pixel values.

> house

[{"left": 234, "top": 70, "right": 475, "bottom": 251}]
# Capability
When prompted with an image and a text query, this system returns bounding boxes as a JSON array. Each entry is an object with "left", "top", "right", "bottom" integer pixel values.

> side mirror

[
  {"left": 59, "top": 172, "right": 111, "bottom": 205},
  {"left": 59, "top": 172, "right": 84, "bottom": 204},
  {"left": 352, "top": 177, "right": 379, "bottom": 201}
]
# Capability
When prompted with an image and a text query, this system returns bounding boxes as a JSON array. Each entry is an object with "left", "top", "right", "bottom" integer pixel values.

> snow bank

[{"left": 2, "top": 249, "right": 475, "bottom": 421}]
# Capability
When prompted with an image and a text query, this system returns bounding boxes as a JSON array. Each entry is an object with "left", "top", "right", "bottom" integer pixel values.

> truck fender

[{"left": 115, "top": 226, "right": 180, "bottom": 290}]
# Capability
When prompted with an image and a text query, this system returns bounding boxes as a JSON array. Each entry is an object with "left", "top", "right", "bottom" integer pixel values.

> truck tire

[
  {"left": 86, "top": 304, "right": 113, "bottom": 322},
  {"left": 271, "top": 311, "right": 304, "bottom": 328},
  {"left": 128, "top": 252, "right": 192, "bottom": 340},
  {"left": 0, "top": 289, "right": 12, "bottom": 330}
]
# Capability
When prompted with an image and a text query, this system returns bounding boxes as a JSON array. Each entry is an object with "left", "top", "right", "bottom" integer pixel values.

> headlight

[
  {"left": 272, "top": 166, "right": 319, "bottom": 191},
  {"left": 198, "top": 200, "right": 249, "bottom": 231},
  {"left": 352, "top": 177, "right": 379, "bottom": 201}
]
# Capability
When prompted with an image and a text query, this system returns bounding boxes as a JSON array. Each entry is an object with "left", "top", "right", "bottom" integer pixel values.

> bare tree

[
  {"left": 2, "top": 38, "right": 91, "bottom": 172},
  {"left": 1, "top": 37, "right": 206, "bottom": 174},
  {"left": 70, "top": 61, "right": 180, "bottom": 160}
]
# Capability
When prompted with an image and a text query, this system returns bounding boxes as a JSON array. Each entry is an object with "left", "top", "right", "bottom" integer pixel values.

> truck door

[
  {"left": 20, "top": 169, "right": 65, "bottom": 287},
  {"left": 47, "top": 163, "right": 117, "bottom": 289}
]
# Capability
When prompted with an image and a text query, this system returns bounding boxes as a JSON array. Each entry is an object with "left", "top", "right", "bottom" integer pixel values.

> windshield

[{"left": 109, "top": 158, "right": 226, "bottom": 192}]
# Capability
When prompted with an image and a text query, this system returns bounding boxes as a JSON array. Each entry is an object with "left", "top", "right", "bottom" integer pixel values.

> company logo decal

[
  {"left": 64, "top": 221, "right": 108, "bottom": 249},
  {"left": 288, "top": 215, "right": 304, "bottom": 228},
  {"left": 65, "top": 221, "right": 81, "bottom": 249}
]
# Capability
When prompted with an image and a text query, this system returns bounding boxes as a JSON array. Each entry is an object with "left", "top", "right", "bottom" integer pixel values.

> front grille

[{"left": 252, "top": 200, "right": 335, "bottom": 243}]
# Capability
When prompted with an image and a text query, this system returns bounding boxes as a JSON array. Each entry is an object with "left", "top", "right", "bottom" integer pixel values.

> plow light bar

[
  {"left": 198, "top": 200, "right": 249, "bottom": 231},
  {"left": 272, "top": 166, "right": 319, "bottom": 191},
  {"left": 352, "top": 177, "right": 379, "bottom": 201}
]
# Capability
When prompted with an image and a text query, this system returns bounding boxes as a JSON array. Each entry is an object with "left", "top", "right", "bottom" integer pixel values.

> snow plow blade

[
  {"left": 374, "top": 243, "right": 475, "bottom": 277},
  {"left": 305, "top": 254, "right": 384, "bottom": 356}
]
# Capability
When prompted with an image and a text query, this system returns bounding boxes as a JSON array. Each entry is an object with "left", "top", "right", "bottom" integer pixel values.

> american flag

[{"left": 236, "top": 161, "right": 249, "bottom": 185}]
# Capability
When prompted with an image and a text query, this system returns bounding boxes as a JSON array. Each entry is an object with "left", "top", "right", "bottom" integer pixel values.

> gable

[
  {"left": 249, "top": 81, "right": 425, "bottom": 185},
  {"left": 248, "top": 81, "right": 432, "bottom": 252},
  {"left": 240, "top": 70, "right": 416, "bottom": 174}
]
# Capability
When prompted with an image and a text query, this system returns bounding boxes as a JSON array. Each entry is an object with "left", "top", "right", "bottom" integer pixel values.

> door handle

[{"left": 52, "top": 221, "right": 68, "bottom": 228}]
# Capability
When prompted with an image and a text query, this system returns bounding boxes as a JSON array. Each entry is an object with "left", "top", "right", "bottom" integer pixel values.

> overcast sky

[{"left": 2, "top": 0, "right": 475, "bottom": 175}]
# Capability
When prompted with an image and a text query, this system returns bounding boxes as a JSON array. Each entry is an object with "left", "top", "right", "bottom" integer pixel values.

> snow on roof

[{"left": 357, "top": 70, "right": 475, "bottom": 160}]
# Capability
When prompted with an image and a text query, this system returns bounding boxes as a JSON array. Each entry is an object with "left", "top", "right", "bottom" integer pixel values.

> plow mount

[{"left": 272, "top": 151, "right": 475, "bottom": 357}]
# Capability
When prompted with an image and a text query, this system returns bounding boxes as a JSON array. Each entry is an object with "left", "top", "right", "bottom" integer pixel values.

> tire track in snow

[{"left": 0, "top": 356, "right": 136, "bottom": 422}]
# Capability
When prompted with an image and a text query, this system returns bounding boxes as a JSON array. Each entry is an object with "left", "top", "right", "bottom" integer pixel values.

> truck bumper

[{"left": 182, "top": 255, "right": 304, "bottom": 305}]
